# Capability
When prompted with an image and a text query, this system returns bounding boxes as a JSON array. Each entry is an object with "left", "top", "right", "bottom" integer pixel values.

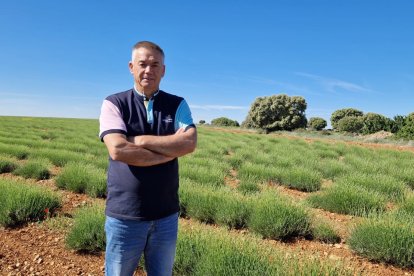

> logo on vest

[{"left": 163, "top": 115, "right": 173, "bottom": 123}]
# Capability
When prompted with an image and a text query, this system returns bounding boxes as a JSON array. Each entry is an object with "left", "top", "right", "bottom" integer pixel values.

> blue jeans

[{"left": 104, "top": 212, "right": 179, "bottom": 276}]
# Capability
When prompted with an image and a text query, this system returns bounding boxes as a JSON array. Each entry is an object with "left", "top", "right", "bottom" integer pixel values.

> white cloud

[{"left": 295, "top": 72, "right": 373, "bottom": 93}]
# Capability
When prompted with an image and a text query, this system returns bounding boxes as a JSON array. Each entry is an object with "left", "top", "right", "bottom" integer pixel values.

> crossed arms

[{"left": 103, "top": 127, "right": 197, "bottom": 167}]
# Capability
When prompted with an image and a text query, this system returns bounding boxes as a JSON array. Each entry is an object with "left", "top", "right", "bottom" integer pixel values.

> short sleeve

[
  {"left": 174, "top": 100, "right": 195, "bottom": 131},
  {"left": 99, "top": 99, "right": 127, "bottom": 141}
]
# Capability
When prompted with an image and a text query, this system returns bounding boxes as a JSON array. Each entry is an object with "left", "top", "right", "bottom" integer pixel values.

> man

[{"left": 99, "top": 41, "right": 197, "bottom": 276}]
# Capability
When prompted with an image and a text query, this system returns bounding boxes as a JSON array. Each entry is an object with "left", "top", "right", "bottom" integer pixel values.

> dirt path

[{"left": 0, "top": 223, "right": 104, "bottom": 276}]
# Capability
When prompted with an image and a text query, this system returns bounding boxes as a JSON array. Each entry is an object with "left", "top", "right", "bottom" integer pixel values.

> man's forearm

[
  {"left": 130, "top": 127, "right": 197, "bottom": 158},
  {"left": 104, "top": 134, "right": 174, "bottom": 167},
  {"left": 112, "top": 144, "right": 174, "bottom": 166}
]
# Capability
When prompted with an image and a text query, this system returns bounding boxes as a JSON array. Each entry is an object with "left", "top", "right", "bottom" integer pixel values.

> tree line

[{"left": 202, "top": 94, "right": 414, "bottom": 140}]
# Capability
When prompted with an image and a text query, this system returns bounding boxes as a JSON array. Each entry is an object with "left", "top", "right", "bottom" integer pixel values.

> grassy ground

[{"left": 1, "top": 116, "right": 414, "bottom": 273}]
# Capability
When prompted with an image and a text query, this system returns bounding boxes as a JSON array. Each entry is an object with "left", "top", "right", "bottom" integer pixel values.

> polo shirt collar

[{"left": 133, "top": 86, "right": 160, "bottom": 100}]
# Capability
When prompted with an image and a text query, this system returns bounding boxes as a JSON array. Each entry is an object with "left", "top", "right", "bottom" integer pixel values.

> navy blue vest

[{"left": 104, "top": 89, "right": 183, "bottom": 220}]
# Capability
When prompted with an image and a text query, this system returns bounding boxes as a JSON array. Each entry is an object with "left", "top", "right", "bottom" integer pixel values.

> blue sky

[{"left": 1, "top": 1, "right": 413, "bottom": 127}]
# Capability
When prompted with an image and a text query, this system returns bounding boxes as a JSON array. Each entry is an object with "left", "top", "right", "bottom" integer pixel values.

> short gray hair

[{"left": 132, "top": 41, "right": 164, "bottom": 58}]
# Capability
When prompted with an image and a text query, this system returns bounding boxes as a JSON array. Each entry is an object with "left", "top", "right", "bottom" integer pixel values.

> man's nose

[{"left": 144, "top": 65, "right": 152, "bottom": 73}]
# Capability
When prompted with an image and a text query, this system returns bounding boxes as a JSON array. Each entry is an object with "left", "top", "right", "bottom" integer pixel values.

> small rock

[
  {"left": 54, "top": 238, "right": 60, "bottom": 242},
  {"left": 24, "top": 262, "right": 28, "bottom": 266},
  {"left": 49, "top": 261, "right": 55, "bottom": 266},
  {"left": 33, "top": 255, "right": 40, "bottom": 261},
  {"left": 29, "top": 267, "right": 34, "bottom": 272},
  {"left": 15, "top": 263, "right": 21, "bottom": 268},
  {"left": 36, "top": 258, "right": 43, "bottom": 264},
  {"left": 334, "top": 244, "right": 342, "bottom": 249}
]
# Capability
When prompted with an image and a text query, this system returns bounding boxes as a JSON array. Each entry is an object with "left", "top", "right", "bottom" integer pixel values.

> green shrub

[
  {"left": 0, "top": 143, "right": 29, "bottom": 159},
  {"left": 13, "top": 159, "right": 51, "bottom": 180},
  {"left": 308, "top": 117, "right": 327, "bottom": 130},
  {"left": 175, "top": 219, "right": 354, "bottom": 275},
  {"left": 227, "top": 154, "right": 244, "bottom": 168},
  {"left": 241, "top": 115, "right": 255, "bottom": 129},
  {"left": 248, "top": 190, "right": 311, "bottom": 240},
  {"left": 361, "top": 113, "right": 389, "bottom": 134},
  {"left": 211, "top": 117, "right": 240, "bottom": 127},
  {"left": 89, "top": 156, "right": 109, "bottom": 170},
  {"left": 397, "top": 196, "right": 414, "bottom": 215},
  {"left": 66, "top": 204, "right": 106, "bottom": 252},
  {"left": 244, "top": 94, "right": 307, "bottom": 132},
  {"left": 397, "top": 112, "right": 414, "bottom": 140},
  {"left": 0, "top": 157, "right": 18, "bottom": 173},
  {"left": 0, "top": 179, "right": 61, "bottom": 226},
  {"left": 278, "top": 167, "right": 322, "bottom": 192},
  {"left": 311, "top": 220, "right": 341, "bottom": 244},
  {"left": 56, "top": 162, "right": 106, "bottom": 197},
  {"left": 174, "top": 223, "right": 207, "bottom": 275},
  {"left": 214, "top": 193, "right": 250, "bottom": 229},
  {"left": 337, "top": 116, "right": 364, "bottom": 133},
  {"left": 316, "top": 159, "right": 350, "bottom": 179},
  {"left": 237, "top": 180, "right": 261, "bottom": 194},
  {"left": 180, "top": 179, "right": 250, "bottom": 229},
  {"left": 331, "top": 108, "right": 363, "bottom": 130},
  {"left": 390, "top": 115, "right": 406, "bottom": 133},
  {"left": 335, "top": 173, "right": 408, "bottom": 202},
  {"left": 179, "top": 179, "right": 218, "bottom": 223},
  {"left": 180, "top": 160, "right": 226, "bottom": 187},
  {"left": 238, "top": 162, "right": 284, "bottom": 184},
  {"left": 193, "top": 237, "right": 282, "bottom": 275},
  {"left": 308, "top": 184, "right": 387, "bottom": 216},
  {"left": 349, "top": 216, "right": 414, "bottom": 268},
  {"left": 31, "top": 148, "right": 87, "bottom": 167},
  {"left": 40, "top": 132, "right": 58, "bottom": 140},
  {"left": 315, "top": 148, "right": 340, "bottom": 159},
  {"left": 393, "top": 166, "right": 414, "bottom": 189}
]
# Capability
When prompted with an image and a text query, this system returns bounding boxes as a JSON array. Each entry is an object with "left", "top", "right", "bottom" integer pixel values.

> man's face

[{"left": 129, "top": 47, "right": 165, "bottom": 95}]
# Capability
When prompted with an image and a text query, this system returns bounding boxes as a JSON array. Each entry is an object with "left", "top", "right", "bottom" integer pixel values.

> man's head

[{"left": 129, "top": 41, "right": 165, "bottom": 97}]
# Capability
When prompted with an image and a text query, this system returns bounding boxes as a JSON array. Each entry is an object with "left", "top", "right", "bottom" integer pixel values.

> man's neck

[{"left": 134, "top": 85, "right": 159, "bottom": 99}]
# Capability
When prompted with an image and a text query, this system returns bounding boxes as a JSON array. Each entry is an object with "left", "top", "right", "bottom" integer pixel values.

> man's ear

[
  {"left": 161, "top": 64, "right": 166, "bottom": 77},
  {"left": 128, "top": 61, "right": 134, "bottom": 74}
]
